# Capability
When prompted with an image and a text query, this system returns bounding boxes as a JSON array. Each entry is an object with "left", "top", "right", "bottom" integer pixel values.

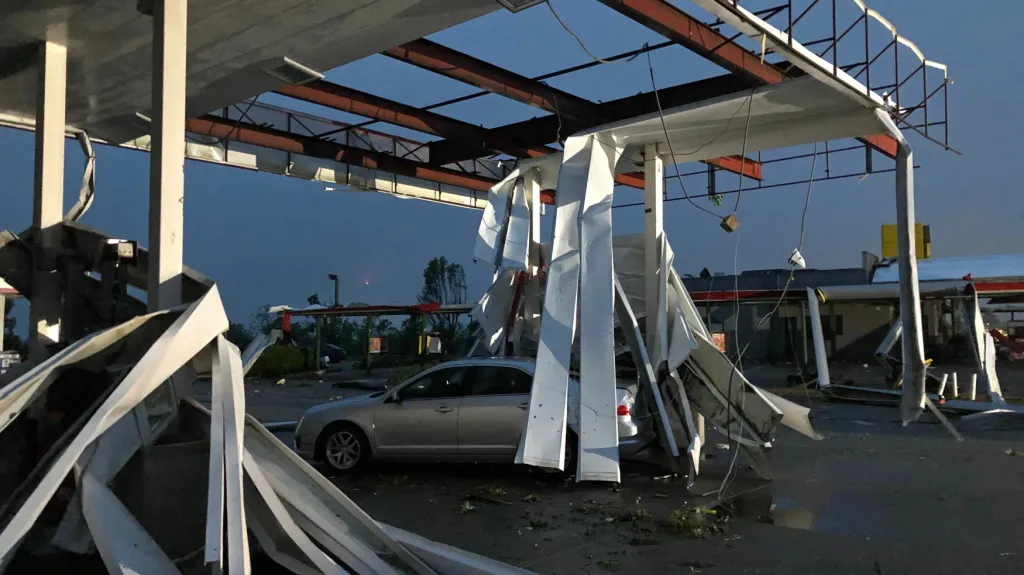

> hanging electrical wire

[
  {"left": 716, "top": 142, "right": 819, "bottom": 500},
  {"left": 545, "top": 1, "right": 644, "bottom": 65}
]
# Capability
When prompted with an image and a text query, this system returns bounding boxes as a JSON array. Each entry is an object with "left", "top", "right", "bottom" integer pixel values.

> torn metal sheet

[
  {"left": 471, "top": 269, "right": 518, "bottom": 354},
  {"left": 240, "top": 412, "right": 437, "bottom": 574},
  {"left": 806, "top": 288, "right": 831, "bottom": 387},
  {"left": 241, "top": 329, "right": 282, "bottom": 375},
  {"left": 0, "top": 287, "right": 228, "bottom": 561},
  {"left": 80, "top": 473, "right": 181, "bottom": 575},
  {"left": 243, "top": 449, "right": 345, "bottom": 575},
  {"left": 206, "top": 343, "right": 227, "bottom": 572},
  {"left": 517, "top": 137, "right": 590, "bottom": 471},
  {"left": 473, "top": 171, "right": 519, "bottom": 267},
  {"left": 614, "top": 276, "right": 678, "bottom": 460},
  {"left": 758, "top": 389, "right": 823, "bottom": 441},
  {"left": 244, "top": 482, "right": 323, "bottom": 575},
  {"left": 500, "top": 177, "right": 530, "bottom": 271},
  {"left": 577, "top": 134, "right": 621, "bottom": 482},
  {"left": 216, "top": 336, "right": 251, "bottom": 574},
  {"left": 683, "top": 331, "right": 784, "bottom": 447},
  {"left": 0, "top": 310, "right": 170, "bottom": 435}
]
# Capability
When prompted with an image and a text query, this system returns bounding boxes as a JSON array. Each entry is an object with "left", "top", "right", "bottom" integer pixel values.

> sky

[{"left": 1, "top": 0, "right": 1021, "bottom": 333}]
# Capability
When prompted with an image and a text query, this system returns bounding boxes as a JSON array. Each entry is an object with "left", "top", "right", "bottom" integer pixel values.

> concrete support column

[
  {"left": 643, "top": 144, "right": 664, "bottom": 357},
  {"left": 29, "top": 41, "right": 67, "bottom": 358},
  {"left": 147, "top": 0, "right": 188, "bottom": 311}
]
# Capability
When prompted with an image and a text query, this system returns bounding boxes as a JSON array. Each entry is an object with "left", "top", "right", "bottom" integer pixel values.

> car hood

[{"left": 303, "top": 392, "right": 381, "bottom": 416}]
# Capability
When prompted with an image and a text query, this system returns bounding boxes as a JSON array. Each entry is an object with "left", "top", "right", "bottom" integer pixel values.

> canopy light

[
  {"left": 496, "top": 0, "right": 545, "bottom": 13},
  {"left": 261, "top": 57, "right": 324, "bottom": 86}
]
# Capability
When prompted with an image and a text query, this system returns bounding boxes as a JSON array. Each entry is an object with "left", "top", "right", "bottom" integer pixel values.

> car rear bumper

[{"left": 618, "top": 432, "right": 653, "bottom": 458}]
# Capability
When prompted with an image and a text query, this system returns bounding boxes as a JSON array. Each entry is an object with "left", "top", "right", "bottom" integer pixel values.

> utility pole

[{"left": 327, "top": 273, "right": 339, "bottom": 307}]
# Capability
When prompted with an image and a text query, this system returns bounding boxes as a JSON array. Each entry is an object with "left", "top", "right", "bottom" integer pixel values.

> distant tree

[
  {"left": 225, "top": 322, "right": 254, "bottom": 350},
  {"left": 307, "top": 293, "right": 322, "bottom": 306},
  {"left": 249, "top": 304, "right": 282, "bottom": 335},
  {"left": 417, "top": 256, "right": 468, "bottom": 354}
]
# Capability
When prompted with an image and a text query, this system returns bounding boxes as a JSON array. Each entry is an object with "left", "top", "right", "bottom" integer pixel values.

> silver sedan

[{"left": 293, "top": 357, "right": 652, "bottom": 473}]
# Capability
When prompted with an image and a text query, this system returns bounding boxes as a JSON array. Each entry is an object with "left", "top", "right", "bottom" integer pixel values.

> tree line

[{"left": 225, "top": 256, "right": 477, "bottom": 358}]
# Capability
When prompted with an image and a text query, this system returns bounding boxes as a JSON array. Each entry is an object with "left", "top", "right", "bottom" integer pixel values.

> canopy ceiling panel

[{"left": 0, "top": 0, "right": 497, "bottom": 143}]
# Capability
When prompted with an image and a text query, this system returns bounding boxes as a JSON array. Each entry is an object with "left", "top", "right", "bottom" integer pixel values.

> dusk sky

[{"left": 1, "top": 1, "right": 1020, "bottom": 332}]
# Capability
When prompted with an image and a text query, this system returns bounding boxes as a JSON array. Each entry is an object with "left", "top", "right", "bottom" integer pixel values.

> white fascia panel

[
  {"left": 516, "top": 138, "right": 589, "bottom": 471},
  {"left": 577, "top": 135, "right": 621, "bottom": 482},
  {"left": 501, "top": 177, "right": 530, "bottom": 271},
  {"left": 473, "top": 171, "right": 519, "bottom": 266}
]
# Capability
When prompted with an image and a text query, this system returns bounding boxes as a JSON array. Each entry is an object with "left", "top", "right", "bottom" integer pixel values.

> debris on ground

[
  {"left": 664, "top": 506, "right": 722, "bottom": 539},
  {"left": 523, "top": 493, "right": 540, "bottom": 503},
  {"left": 458, "top": 500, "right": 477, "bottom": 514}
]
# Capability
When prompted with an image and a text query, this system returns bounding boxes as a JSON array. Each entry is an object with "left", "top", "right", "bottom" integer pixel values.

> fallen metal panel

[
  {"left": 217, "top": 336, "right": 251, "bottom": 575},
  {"left": 577, "top": 135, "right": 621, "bottom": 482},
  {"left": 669, "top": 269, "right": 710, "bottom": 342},
  {"left": 806, "top": 288, "right": 831, "bottom": 388},
  {"left": 241, "top": 329, "right": 282, "bottom": 375},
  {"left": 0, "top": 287, "right": 228, "bottom": 561},
  {"left": 875, "top": 319, "right": 902, "bottom": 359},
  {"left": 516, "top": 137, "right": 589, "bottom": 471},
  {"left": 500, "top": 177, "right": 530, "bottom": 271},
  {"left": 205, "top": 343, "right": 226, "bottom": 571},
  {"left": 240, "top": 414, "right": 437, "bottom": 574},
  {"left": 242, "top": 450, "right": 346, "bottom": 575},
  {"left": 683, "top": 331, "right": 783, "bottom": 446},
  {"left": 758, "top": 389, "right": 822, "bottom": 441},
  {"left": 964, "top": 290, "right": 1004, "bottom": 402},
  {"left": 380, "top": 523, "right": 538, "bottom": 575},
  {"left": 80, "top": 473, "right": 181, "bottom": 575},
  {"left": 0, "top": 310, "right": 169, "bottom": 435},
  {"left": 245, "top": 486, "right": 323, "bottom": 575},
  {"left": 614, "top": 276, "right": 678, "bottom": 460}
]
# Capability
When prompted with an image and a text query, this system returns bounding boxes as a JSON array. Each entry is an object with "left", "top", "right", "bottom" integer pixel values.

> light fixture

[
  {"left": 261, "top": 57, "right": 324, "bottom": 86},
  {"left": 495, "top": 0, "right": 545, "bottom": 13}
]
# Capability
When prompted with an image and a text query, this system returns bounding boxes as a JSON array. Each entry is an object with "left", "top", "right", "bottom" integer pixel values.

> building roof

[{"left": 872, "top": 254, "right": 1024, "bottom": 283}]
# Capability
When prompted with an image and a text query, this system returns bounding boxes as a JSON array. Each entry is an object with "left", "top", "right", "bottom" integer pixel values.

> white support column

[
  {"left": 644, "top": 144, "right": 664, "bottom": 358},
  {"left": 29, "top": 41, "right": 67, "bottom": 358},
  {"left": 148, "top": 0, "right": 188, "bottom": 311},
  {"left": 877, "top": 110, "right": 927, "bottom": 424},
  {"left": 0, "top": 294, "right": 5, "bottom": 352}
]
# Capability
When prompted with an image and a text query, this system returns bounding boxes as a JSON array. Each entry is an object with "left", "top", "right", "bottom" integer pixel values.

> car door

[
  {"left": 373, "top": 366, "right": 468, "bottom": 459},
  {"left": 456, "top": 365, "right": 533, "bottom": 460}
]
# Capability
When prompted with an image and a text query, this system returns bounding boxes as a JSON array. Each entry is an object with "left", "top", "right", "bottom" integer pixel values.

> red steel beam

[
  {"left": 383, "top": 39, "right": 596, "bottom": 122},
  {"left": 384, "top": 40, "right": 761, "bottom": 179},
  {"left": 186, "top": 115, "right": 560, "bottom": 205},
  {"left": 187, "top": 115, "right": 498, "bottom": 193},
  {"left": 598, "top": 0, "right": 898, "bottom": 159},
  {"left": 276, "top": 80, "right": 556, "bottom": 160}
]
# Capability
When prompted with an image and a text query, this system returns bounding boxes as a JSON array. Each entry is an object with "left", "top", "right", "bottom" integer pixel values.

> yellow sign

[{"left": 881, "top": 224, "right": 931, "bottom": 259}]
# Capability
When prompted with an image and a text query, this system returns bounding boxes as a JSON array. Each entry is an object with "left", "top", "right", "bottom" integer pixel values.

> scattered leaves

[
  {"left": 458, "top": 501, "right": 477, "bottom": 514},
  {"left": 523, "top": 493, "right": 540, "bottom": 504},
  {"left": 1005, "top": 448, "right": 1024, "bottom": 456},
  {"left": 664, "top": 506, "right": 722, "bottom": 538}
]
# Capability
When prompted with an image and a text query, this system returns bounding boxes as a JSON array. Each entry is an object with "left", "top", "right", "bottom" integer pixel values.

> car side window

[
  {"left": 468, "top": 366, "right": 533, "bottom": 396},
  {"left": 399, "top": 367, "right": 467, "bottom": 401}
]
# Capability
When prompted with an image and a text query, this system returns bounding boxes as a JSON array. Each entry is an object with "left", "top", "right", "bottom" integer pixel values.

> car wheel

[{"left": 318, "top": 423, "right": 371, "bottom": 473}]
